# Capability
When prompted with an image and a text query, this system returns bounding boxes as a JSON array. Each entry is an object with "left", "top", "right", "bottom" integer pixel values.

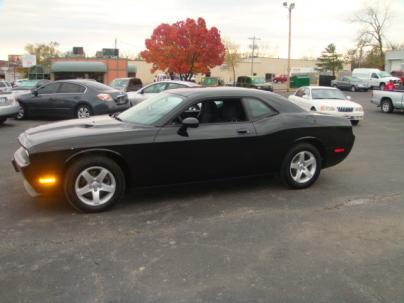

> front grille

[{"left": 337, "top": 107, "right": 354, "bottom": 112}]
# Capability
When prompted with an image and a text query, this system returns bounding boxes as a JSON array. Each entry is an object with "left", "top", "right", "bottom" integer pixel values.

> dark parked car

[
  {"left": 16, "top": 80, "right": 130, "bottom": 120},
  {"left": 236, "top": 76, "right": 273, "bottom": 91},
  {"left": 331, "top": 76, "right": 368, "bottom": 92},
  {"left": 110, "top": 77, "right": 143, "bottom": 92},
  {"left": 12, "top": 87, "right": 355, "bottom": 212}
]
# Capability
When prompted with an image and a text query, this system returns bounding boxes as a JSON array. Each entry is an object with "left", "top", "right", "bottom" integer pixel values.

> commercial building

[
  {"left": 385, "top": 50, "right": 404, "bottom": 73},
  {"left": 49, "top": 58, "right": 138, "bottom": 84}
]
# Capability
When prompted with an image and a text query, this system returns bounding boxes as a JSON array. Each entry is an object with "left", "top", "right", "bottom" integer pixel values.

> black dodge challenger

[{"left": 12, "top": 87, "right": 355, "bottom": 212}]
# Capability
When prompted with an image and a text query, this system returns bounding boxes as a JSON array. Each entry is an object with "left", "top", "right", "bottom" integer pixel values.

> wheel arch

[
  {"left": 64, "top": 149, "right": 131, "bottom": 185},
  {"left": 291, "top": 137, "right": 326, "bottom": 166}
]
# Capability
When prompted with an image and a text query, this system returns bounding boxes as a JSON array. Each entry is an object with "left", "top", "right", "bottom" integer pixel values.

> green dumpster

[{"left": 290, "top": 75, "right": 310, "bottom": 88}]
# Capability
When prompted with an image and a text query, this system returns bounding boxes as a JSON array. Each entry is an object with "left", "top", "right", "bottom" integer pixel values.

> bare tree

[
  {"left": 223, "top": 40, "right": 241, "bottom": 85},
  {"left": 351, "top": 2, "right": 391, "bottom": 68}
]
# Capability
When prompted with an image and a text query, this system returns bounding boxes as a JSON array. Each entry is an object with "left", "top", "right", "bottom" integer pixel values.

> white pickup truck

[{"left": 371, "top": 89, "right": 404, "bottom": 113}]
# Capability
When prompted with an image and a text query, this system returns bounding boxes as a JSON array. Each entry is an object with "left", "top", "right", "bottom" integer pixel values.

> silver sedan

[{"left": 127, "top": 80, "right": 200, "bottom": 106}]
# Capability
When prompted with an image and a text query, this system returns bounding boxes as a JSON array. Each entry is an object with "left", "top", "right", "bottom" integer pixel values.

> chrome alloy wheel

[
  {"left": 77, "top": 106, "right": 90, "bottom": 119},
  {"left": 74, "top": 166, "right": 116, "bottom": 206},
  {"left": 289, "top": 151, "right": 317, "bottom": 184}
]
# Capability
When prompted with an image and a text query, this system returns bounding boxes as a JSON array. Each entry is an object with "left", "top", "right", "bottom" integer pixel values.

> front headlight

[{"left": 320, "top": 105, "right": 336, "bottom": 111}]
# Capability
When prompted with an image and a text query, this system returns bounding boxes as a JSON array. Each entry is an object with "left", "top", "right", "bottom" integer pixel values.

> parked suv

[
  {"left": 110, "top": 78, "right": 143, "bottom": 92},
  {"left": 16, "top": 80, "right": 129, "bottom": 120},
  {"left": 236, "top": 76, "right": 273, "bottom": 91}
]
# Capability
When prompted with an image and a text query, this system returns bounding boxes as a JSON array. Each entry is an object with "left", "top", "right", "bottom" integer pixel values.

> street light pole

[
  {"left": 283, "top": 2, "right": 295, "bottom": 92},
  {"left": 248, "top": 36, "right": 260, "bottom": 76}
]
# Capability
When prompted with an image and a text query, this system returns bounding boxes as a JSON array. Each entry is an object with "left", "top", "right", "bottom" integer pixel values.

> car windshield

[
  {"left": 311, "top": 89, "right": 346, "bottom": 100},
  {"left": 378, "top": 72, "right": 392, "bottom": 78},
  {"left": 251, "top": 77, "right": 266, "bottom": 84},
  {"left": 110, "top": 79, "right": 129, "bottom": 90},
  {"left": 118, "top": 93, "right": 185, "bottom": 125}
]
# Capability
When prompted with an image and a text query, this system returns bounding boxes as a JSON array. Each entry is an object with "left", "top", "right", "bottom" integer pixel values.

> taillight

[
  {"left": 334, "top": 148, "right": 345, "bottom": 153},
  {"left": 97, "top": 93, "right": 113, "bottom": 101}
]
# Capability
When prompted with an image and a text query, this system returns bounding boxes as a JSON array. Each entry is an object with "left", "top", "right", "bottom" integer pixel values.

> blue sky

[{"left": 0, "top": 0, "right": 403, "bottom": 60}]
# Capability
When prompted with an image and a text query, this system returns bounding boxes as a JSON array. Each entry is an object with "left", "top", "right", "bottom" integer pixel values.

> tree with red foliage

[{"left": 141, "top": 18, "right": 225, "bottom": 81}]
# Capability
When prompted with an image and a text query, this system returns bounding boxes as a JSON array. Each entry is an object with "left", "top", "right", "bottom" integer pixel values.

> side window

[
  {"left": 59, "top": 83, "right": 85, "bottom": 93},
  {"left": 244, "top": 98, "right": 276, "bottom": 119},
  {"left": 178, "top": 99, "right": 247, "bottom": 124},
  {"left": 143, "top": 83, "right": 167, "bottom": 94},
  {"left": 303, "top": 88, "right": 310, "bottom": 97},
  {"left": 38, "top": 83, "right": 60, "bottom": 94},
  {"left": 295, "top": 88, "right": 304, "bottom": 97},
  {"left": 371, "top": 73, "right": 379, "bottom": 79},
  {"left": 166, "top": 83, "right": 186, "bottom": 90}
]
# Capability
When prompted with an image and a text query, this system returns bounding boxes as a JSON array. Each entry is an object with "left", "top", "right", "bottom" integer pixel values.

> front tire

[
  {"left": 381, "top": 99, "right": 394, "bottom": 113},
  {"left": 281, "top": 143, "right": 322, "bottom": 189},
  {"left": 64, "top": 156, "right": 126, "bottom": 212},
  {"left": 16, "top": 106, "right": 25, "bottom": 120}
]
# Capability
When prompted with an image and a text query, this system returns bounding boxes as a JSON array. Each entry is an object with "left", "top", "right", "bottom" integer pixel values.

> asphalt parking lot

[{"left": 1, "top": 91, "right": 404, "bottom": 303}]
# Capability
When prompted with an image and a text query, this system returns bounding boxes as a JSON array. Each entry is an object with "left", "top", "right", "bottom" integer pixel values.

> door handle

[{"left": 237, "top": 128, "right": 249, "bottom": 134}]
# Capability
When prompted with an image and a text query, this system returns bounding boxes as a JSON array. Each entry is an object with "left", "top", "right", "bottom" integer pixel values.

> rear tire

[
  {"left": 76, "top": 104, "right": 92, "bottom": 119},
  {"left": 381, "top": 99, "right": 393, "bottom": 113},
  {"left": 280, "top": 143, "right": 322, "bottom": 189},
  {"left": 64, "top": 156, "right": 126, "bottom": 213}
]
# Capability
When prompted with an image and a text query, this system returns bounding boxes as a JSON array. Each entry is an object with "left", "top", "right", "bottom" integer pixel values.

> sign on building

[{"left": 22, "top": 55, "right": 36, "bottom": 68}]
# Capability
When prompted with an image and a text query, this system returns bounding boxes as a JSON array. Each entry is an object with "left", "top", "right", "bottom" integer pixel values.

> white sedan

[{"left": 288, "top": 86, "right": 364, "bottom": 125}]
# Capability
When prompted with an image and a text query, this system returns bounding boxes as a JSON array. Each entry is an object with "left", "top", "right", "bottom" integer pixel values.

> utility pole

[
  {"left": 283, "top": 2, "right": 295, "bottom": 92},
  {"left": 115, "top": 38, "right": 119, "bottom": 78},
  {"left": 248, "top": 36, "right": 260, "bottom": 76}
]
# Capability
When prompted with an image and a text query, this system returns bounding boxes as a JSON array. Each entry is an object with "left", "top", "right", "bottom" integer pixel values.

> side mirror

[
  {"left": 32, "top": 89, "right": 38, "bottom": 97},
  {"left": 178, "top": 117, "right": 199, "bottom": 137},
  {"left": 182, "top": 117, "right": 199, "bottom": 128},
  {"left": 347, "top": 96, "right": 351, "bottom": 100}
]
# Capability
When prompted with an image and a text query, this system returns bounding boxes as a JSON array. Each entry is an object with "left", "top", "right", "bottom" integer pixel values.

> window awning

[
  {"left": 51, "top": 61, "right": 107, "bottom": 73},
  {"left": 127, "top": 62, "right": 137, "bottom": 73}
]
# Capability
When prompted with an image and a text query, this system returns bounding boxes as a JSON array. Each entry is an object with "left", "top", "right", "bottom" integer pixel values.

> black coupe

[
  {"left": 12, "top": 87, "right": 355, "bottom": 212},
  {"left": 16, "top": 80, "right": 130, "bottom": 120}
]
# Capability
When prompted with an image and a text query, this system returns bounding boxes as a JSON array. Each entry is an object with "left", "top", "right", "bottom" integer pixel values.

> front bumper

[{"left": 12, "top": 148, "right": 40, "bottom": 197}]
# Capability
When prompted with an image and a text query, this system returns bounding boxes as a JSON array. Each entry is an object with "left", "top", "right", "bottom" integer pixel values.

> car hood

[
  {"left": 19, "top": 115, "right": 156, "bottom": 154},
  {"left": 314, "top": 99, "right": 361, "bottom": 108}
]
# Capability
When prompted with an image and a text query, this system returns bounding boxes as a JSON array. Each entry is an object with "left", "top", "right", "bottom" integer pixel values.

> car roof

[
  {"left": 163, "top": 87, "right": 303, "bottom": 115},
  {"left": 306, "top": 86, "right": 337, "bottom": 90},
  {"left": 148, "top": 80, "right": 200, "bottom": 87}
]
